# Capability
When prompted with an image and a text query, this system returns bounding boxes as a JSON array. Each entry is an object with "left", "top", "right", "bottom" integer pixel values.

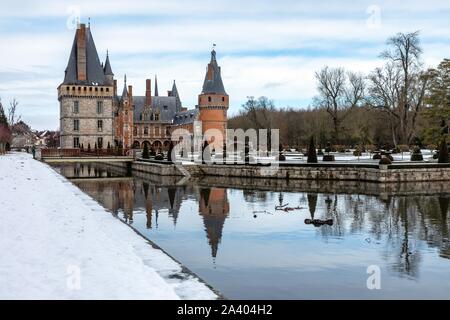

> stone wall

[
  {"left": 101, "top": 162, "right": 450, "bottom": 196},
  {"left": 58, "top": 85, "right": 114, "bottom": 149},
  {"left": 132, "top": 160, "right": 185, "bottom": 176},
  {"left": 127, "top": 160, "right": 450, "bottom": 183},
  {"left": 195, "top": 163, "right": 450, "bottom": 182}
]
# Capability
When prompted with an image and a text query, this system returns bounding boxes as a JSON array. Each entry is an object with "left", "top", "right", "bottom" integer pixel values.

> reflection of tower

[
  {"left": 121, "top": 181, "right": 134, "bottom": 223},
  {"left": 307, "top": 193, "right": 318, "bottom": 220},
  {"left": 168, "top": 187, "right": 178, "bottom": 226},
  {"left": 438, "top": 196, "right": 449, "bottom": 258},
  {"left": 143, "top": 182, "right": 153, "bottom": 229},
  {"left": 198, "top": 188, "right": 229, "bottom": 259},
  {"left": 146, "top": 198, "right": 153, "bottom": 229}
]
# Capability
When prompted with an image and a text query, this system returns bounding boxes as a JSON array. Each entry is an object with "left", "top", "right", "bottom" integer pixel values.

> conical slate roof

[
  {"left": 171, "top": 80, "right": 182, "bottom": 112},
  {"left": 121, "top": 75, "right": 128, "bottom": 100},
  {"left": 63, "top": 24, "right": 107, "bottom": 85},
  {"left": 201, "top": 49, "right": 227, "bottom": 95},
  {"left": 104, "top": 51, "right": 113, "bottom": 76}
]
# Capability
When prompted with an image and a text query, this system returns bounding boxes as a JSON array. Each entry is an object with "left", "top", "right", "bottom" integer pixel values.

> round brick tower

[{"left": 198, "top": 49, "right": 228, "bottom": 148}]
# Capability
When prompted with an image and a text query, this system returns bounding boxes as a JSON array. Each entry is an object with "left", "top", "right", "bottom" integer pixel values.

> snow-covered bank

[{"left": 0, "top": 152, "right": 217, "bottom": 300}]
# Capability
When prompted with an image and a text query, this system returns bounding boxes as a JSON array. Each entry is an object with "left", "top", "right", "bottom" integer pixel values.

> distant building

[
  {"left": 58, "top": 23, "right": 228, "bottom": 150},
  {"left": 10, "top": 121, "right": 37, "bottom": 150},
  {"left": 0, "top": 124, "right": 11, "bottom": 154}
]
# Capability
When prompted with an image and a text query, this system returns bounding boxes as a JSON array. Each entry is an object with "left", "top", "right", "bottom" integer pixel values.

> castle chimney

[
  {"left": 128, "top": 85, "right": 133, "bottom": 99},
  {"left": 145, "top": 79, "right": 152, "bottom": 107},
  {"left": 76, "top": 24, "right": 87, "bottom": 81}
]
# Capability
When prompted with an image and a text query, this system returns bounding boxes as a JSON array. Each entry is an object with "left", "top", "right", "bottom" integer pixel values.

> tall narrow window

[
  {"left": 73, "top": 137, "right": 80, "bottom": 148},
  {"left": 97, "top": 120, "right": 103, "bottom": 132},
  {"left": 155, "top": 126, "right": 160, "bottom": 136},
  {"left": 144, "top": 127, "right": 149, "bottom": 135},
  {"left": 97, "top": 101, "right": 103, "bottom": 114},
  {"left": 73, "top": 119, "right": 79, "bottom": 131},
  {"left": 155, "top": 113, "right": 159, "bottom": 121},
  {"left": 73, "top": 101, "right": 79, "bottom": 114},
  {"left": 133, "top": 126, "right": 137, "bottom": 135}
]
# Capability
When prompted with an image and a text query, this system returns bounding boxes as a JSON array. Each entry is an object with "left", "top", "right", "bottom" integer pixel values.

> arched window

[{"left": 208, "top": 96, "right": 211, "bottom": 102}]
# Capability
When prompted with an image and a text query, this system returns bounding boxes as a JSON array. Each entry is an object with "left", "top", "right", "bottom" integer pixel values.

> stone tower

[
  {"left": 58, "top": 23, "right": 114, "bottom": 149},
  {"left": 198, "top": 49, "right": 228, "bottom": 147},
  {"left": 115, "top": 75, "right": 134, "bottom": 149}
]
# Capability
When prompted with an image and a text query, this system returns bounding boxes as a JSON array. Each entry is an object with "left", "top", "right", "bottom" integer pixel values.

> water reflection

[{"left": 51, "top": 163, "right": 450, "bottom": 299}]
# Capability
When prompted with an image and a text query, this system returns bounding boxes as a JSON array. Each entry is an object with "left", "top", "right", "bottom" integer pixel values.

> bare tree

[
  {"left": 242, "top": 96, "right": 275, "bottom": 130},
  {"left": 367, "top": 31, "right": 429, "bottom": 145},
  {"left": 8, "top": 98, "right": 21, "bottom": 126},
  {"left": 314, "top": 66, "right": 365, "bottom": 144}
]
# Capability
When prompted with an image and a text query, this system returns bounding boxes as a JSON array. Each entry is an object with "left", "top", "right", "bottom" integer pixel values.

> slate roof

[
  {"left": 170, "top": 80, "right": 182, "bottom": 112},
  {"left": 201, "top": 49, "right": 227, "bottom": 95},
  {"left": 104, "top": 52, "right": 113, "bottom": 76},
  {"left": 63, "top": 25, "right": 107, "bottom": 85},
  {"left": 132, "top": 96, "right": 178, "bottom": 122},
  {"left": 173, "top": 109, "right": 199, "bottom": 125}
]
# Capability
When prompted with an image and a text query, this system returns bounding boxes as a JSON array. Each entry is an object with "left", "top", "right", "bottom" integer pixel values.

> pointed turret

[
  {"left": 63, "top": 23, "right": 106, "bottom": 85},
  {"left": 201, "top": 49, "right": 227, "bottom": 95},
  {"left": 104, "top": 50, "right": 114, "bottom": 85},
  {"left": 121, "top": 75, "right": 128, "bottom": 100},
  {"left": 171, "top": 80, "right": 182, "bottom": 112},
  {"left": 198, "top": 47, "right": 229, "bottom": 148},
  {"left": 154, "top": 75, "right": 159, "bottom": 97}
]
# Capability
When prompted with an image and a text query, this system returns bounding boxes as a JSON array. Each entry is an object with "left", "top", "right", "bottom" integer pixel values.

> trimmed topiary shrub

[
  {"left": 353, "top": 146, "right": 362, "bottom": 157},
  {"left": 438, "top": 139, "right": 449, "bottom": 163},
  {"left": 381, "top": 151, "right": 394, "bottom": 162},
  {"left": 372, "top": 152, "right": 382, "bottom": 160},
  {"left": 307, "top": 136, "right": 318, "bottom": 163},
  {"left": 379, "top": 157, "right": 392, "bottom": 165},
  {"left": 322, "top": 154, "right": 335, "bottom": 162},
  {"left": 277, "top": 144, "right": 286, "bottom": 161},
  {"left": 142, "top": 143, "right": 150, "bottom": 159},
  {"left": 410, "top": 146, "right": 423, "bottom": 161},
  {"left": 167, "top": 141, "right": 174, "bottom": 162}
]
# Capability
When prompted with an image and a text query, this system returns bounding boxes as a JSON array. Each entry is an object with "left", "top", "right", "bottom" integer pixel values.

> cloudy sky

[{"left": 0, "top": 0, "right": 449, "bottom": 130}]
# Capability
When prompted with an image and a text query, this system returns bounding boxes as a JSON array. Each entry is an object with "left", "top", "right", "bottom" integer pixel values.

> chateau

[{"left": 58, "top": 23, "right": 228, "bottom": 151}]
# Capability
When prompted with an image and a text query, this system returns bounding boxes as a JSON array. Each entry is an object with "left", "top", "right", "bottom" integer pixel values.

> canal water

[{"left": 50, "top": 163, "right": 450, "bottom": 299}]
